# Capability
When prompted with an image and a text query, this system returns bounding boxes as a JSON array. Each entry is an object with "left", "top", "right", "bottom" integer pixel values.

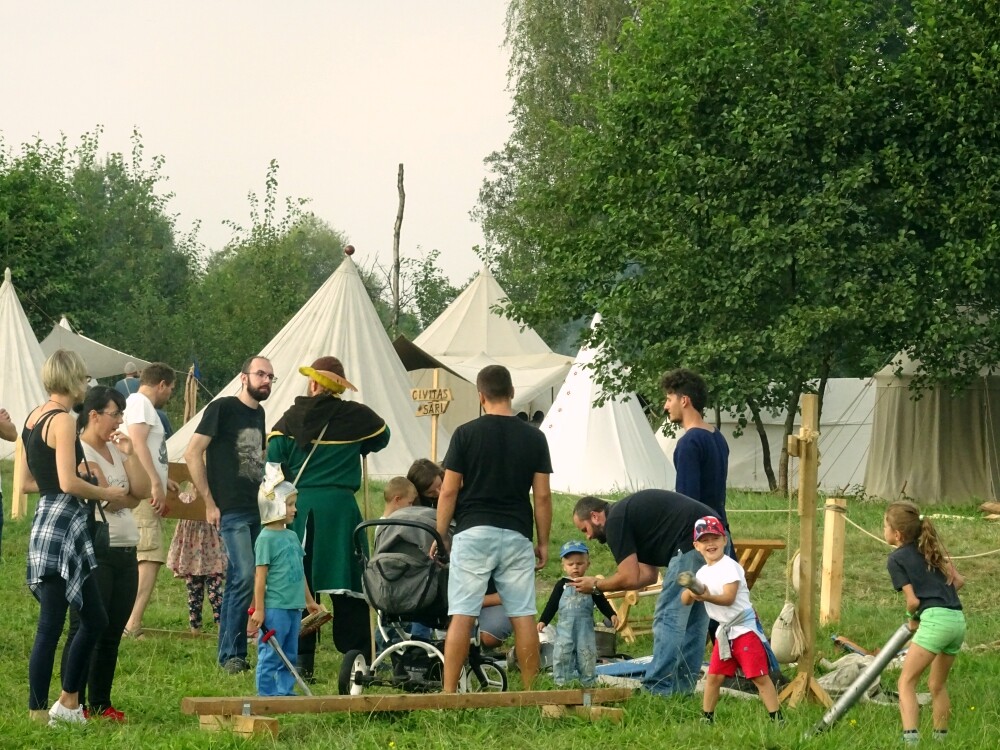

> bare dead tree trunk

[
  {"left": 778, "top": 386, "right": 803, "bottom": 495},
  {"left": 747, "top": 397, "right": 778, "bottom": 492},
  {"left": 391, "top": 163, "right": 404, "bottom": 332}
]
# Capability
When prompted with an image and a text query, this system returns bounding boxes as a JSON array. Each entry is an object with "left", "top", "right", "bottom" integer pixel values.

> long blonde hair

[{"left": 885, "top": 501, "right": 951, "bottom": 578}]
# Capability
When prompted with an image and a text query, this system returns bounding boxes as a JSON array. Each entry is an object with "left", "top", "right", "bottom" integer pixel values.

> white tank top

[{"left": 82, "top": 442, "right": 140, "bottom": 547}]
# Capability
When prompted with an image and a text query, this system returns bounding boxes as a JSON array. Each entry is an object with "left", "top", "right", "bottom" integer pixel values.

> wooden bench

[{"left": 603, "top": 539, "right": 786, "bottom": 642}]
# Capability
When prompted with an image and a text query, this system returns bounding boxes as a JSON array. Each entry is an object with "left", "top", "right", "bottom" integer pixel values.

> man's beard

[
  {"left": 592, "top": 524, "right": 607, "bottom": 544},
  {"left": 247, "top": 383, "right": 271, "bottom": 402}
]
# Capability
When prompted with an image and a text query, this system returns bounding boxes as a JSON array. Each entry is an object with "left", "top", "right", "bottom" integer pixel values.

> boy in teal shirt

[{"left": 249, "top": 474, "right": 320, "bottom": 696}]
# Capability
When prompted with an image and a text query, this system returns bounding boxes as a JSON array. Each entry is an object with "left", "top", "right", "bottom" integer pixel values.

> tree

[
  {"left": 485, "top": 0, "right": 997, "bottom": 490},
  {"left": 475, "top": 0, "right": 638, "bottom": 344},
  {"left": 185, "top": 162, "right": 349, "bottom": 390}
]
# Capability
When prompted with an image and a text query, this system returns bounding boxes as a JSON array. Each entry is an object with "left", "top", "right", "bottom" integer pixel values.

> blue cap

[{"left": 560, "top": 540, "right": 589, "bottom": 558}]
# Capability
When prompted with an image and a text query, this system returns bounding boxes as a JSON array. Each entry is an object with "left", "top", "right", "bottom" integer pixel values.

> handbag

[{"left": 80, "top": 455, "right": 111, "bottom": 556}]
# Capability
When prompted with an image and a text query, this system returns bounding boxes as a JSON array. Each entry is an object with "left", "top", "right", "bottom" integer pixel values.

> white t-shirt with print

[{"left": 695, "top": 555, "right": 754, "bottom": 639}]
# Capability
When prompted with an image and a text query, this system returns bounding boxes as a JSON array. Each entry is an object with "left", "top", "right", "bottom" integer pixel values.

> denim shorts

[
  {"left": 913, "top": 607, "right": 966, "bottom": 656},
  {"left": 449, "top": 526, "right": 536, "bottom": 618}
]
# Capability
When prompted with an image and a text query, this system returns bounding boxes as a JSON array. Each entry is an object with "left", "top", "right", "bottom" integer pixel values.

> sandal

[{"left": 123, "top": 627, "right": 145, "bottom": 641}]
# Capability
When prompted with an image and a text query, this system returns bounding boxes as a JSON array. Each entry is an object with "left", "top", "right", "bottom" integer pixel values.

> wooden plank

[
  {"left": 182, "top": 688, "right": 635, "bottom": 716},
  {"left": 200, "top": 714, "right": 279, "bottom": 738}
]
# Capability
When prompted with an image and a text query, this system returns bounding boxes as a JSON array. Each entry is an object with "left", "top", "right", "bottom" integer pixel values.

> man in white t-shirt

[{"left": 121, "top": 362, "right": 177, "bottom": 637}]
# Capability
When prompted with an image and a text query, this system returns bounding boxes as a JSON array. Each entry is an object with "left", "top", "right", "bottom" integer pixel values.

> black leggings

[
  {"left": 29, "top": 574, "right": 108, "bottom": 710},
  {"left": 62, "top": 547, "right": 138, "bottom": 711}
]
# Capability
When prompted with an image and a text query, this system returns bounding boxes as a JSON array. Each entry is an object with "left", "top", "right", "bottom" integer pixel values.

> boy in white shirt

[{"left": 681, "top": 516, "right": 782, "bottom": 724}]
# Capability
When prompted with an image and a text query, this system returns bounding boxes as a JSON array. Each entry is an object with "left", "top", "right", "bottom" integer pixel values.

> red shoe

[
  {"left": 96, "top": 706, "right": 126, "bottom": 722},
  {"left": 82, "top": 708, "right": 90, "bottom": 720}
]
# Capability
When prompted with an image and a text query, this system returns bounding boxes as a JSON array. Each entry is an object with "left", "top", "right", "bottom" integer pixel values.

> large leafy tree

[
  {"left": 475, "top": 0, "right": 638, "bottom": 343},
  {"left": 485, "top": 0, "right": 1000, "bottom": 490}
]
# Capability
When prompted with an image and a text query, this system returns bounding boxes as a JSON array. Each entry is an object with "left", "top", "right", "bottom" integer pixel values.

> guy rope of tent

[
  {"left": 832, "top": 505, "right": 1000, "bottom": 560},
  {"left": 814, "top": 375, "right": 885, "bottom": 493}
]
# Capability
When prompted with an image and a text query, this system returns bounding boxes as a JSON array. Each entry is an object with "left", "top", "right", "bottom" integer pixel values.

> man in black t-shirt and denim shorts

[{"left": 437, "top": 365, "right": 552, "bottom": 692}]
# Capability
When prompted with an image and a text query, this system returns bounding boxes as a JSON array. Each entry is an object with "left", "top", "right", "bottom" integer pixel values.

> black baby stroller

[{"left": 338, "top": 515, "right": 508, "bottom": 695}]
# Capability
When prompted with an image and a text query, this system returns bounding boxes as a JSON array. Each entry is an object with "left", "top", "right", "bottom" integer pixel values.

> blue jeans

[
  {"left": 642, "top": 548, "right": 708, "bottom": 696},
  {"left": 256, "top": 608, "right": 301, "bottom": 696},
  {"left": 218, "top": 509, "right": 260, "bottom": 665}
]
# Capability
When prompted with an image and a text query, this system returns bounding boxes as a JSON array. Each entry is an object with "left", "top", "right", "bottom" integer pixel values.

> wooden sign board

[
  {"left": 163, "top": 462, "right": 207, "bottom": 521},
  {"left": 412, "top": 387, "right": 453, "bottom": 418}
]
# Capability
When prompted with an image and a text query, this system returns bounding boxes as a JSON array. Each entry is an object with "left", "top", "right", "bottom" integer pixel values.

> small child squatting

[
  {"left": 537, "top": 541, "right": 618, "bottom": 686},
  {"left": 681, "top": 516, "right": 782, "bottom": 724}
]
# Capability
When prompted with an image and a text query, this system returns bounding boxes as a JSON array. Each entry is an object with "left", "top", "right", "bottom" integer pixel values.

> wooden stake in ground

[
  {"left": 820, "top": 497, "right": 847, "bottom": 625},
  {"left": 11, "top": 436, "right": 29, "bottom": 519},
  {"left": 391, "top": 163, "right": 404, "bottom": 333},
  {"left": 778, "top": 394, "right": 832, "bottom": 708}
]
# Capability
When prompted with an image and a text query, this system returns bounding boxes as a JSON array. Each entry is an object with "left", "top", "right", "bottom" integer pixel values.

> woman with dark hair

[
  {"left": 407, "top": 458, "right": 444, "bottom": 508},
  {"left": 62, "top": 386, "right": 151, "bottom": 721},
  {"left": 20, "top": 351, "right": 129, "bottom": 725}
]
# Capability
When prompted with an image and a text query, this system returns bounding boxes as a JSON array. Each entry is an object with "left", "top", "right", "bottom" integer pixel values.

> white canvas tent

[
  {"left": 166, "top": 255, "right": 442, "bottom": 477},
  {"left": 864, "top": 353, "right": 1000, "bottom": 504},
  {"left": 657, "top": 378, "right": 875, "bottom": 493},
  {"left": 540, "top": 315, "right": 675, "bottom": 494},
  {"left": 40, "top": 316, "right": 152, "bottom": 379},
  {"left": 406, "top": 266, "right": 573, "bottom": 432},
  {"left": 0, "top": 268, "right": 48, "bottom": 460}
]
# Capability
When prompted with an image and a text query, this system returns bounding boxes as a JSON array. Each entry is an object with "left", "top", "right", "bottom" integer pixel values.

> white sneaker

[{"left": 48, "top": 701, "right": 86, "bottom": 727}]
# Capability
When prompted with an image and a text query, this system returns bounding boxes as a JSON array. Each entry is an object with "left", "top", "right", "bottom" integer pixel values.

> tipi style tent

[
  {"left": 166, "top": 253, "right": 440, "bottom": 477},
  {"left": 864, "top": 353, "right": 1000, "bottom": 505},
  {"left": 0, "top": 268, "right": 48, "bottom": 459},
  {"left": 405, "top": 266, "right": 573, "bottom": 431},
  {"left": 41, "top": 316, "right": 152, "bottom": 378},
  {"left": 540, "top": 315, "right": 675, "bottom": 494}
]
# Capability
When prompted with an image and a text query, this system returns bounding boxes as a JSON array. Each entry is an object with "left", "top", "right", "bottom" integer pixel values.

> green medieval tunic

[{"left": 267, "top": 393, "right": 390, "bottom": 595}]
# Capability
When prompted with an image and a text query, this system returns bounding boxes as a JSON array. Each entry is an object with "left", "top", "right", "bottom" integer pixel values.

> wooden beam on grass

[{"left": 182, "top": 688, "right": 634, "bottom": 716}]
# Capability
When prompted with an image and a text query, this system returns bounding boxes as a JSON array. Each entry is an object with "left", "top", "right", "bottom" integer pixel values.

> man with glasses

[
  {"left": 570, "top": 489, "right": 718, "bottom": 697},
  {"left": 185, "top": 355, "right": 273, "bottom": 674},
  {"left": 121, "top": 362, "right": 178, "bottom": 638}
]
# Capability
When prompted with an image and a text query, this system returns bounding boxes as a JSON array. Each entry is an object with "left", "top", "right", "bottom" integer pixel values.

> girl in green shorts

[{"left": 884, "top": 501, "right": 966, "bottom": 745}]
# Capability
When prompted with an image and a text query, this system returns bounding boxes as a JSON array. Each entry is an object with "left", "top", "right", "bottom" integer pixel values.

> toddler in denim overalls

[{"left": 537, "top": 541, "right": 618, "bottom": 685}]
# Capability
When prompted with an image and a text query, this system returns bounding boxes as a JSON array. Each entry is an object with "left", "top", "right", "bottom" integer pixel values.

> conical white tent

[
  {"left": 40, "top": 316, "right": 152, "bottom": 379},
  {"left": 0, "top": 268, "right": 48, "bottom": 459},
  {"left": 540, "top": 315, "right": 675, "bottom": 494},
  {"left": 409, "top": 266, "right": 573, "bottom": 430},
  {"left": 167, "top": 255, "right": 442, "bottom": 477}
]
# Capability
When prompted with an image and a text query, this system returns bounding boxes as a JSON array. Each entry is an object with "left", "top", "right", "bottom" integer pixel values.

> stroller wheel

[
  {"left": 460, "top": 660, "right": 509, "bottom": 692},
  {"left": 338, "top": 649, "right": 369, "bottom": 695}
]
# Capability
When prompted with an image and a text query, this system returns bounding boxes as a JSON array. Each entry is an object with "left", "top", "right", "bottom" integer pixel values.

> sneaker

[
  {"left": 95, "top": 706, "right": 126, "bottom": 722},
  {"left": 48, "top": 701, "right": 86, "bottom": 727},
  {"left": 222, "top": 657, "right": 251, "bottom": 674}
]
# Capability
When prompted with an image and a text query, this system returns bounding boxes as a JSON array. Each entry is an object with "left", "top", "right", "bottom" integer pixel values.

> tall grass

[{"left": 2, "top": 467, "right": 998, "bottom": 748}]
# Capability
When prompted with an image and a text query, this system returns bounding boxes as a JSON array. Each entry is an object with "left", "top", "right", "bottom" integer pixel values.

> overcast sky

[{"left": 1, "top": 1, "right": 513, "bottom": 284}]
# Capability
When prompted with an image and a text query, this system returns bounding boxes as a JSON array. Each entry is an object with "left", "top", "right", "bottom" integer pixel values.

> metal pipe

[{"left": 808, "top": 622, "right": 913, "bottom": 736}]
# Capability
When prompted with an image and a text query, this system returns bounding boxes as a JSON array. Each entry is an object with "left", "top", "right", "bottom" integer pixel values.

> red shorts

[{"left": 708, "top": 631, "right": 770, "bottom": 678}]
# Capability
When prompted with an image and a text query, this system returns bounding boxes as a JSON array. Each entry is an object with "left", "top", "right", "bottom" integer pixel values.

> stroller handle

[{"left": 354, "top": 518, "right": 450, "bottom": 565}]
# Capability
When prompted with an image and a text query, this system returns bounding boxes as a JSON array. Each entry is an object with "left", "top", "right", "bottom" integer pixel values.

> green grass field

[{"left": 2, "top": 466, "right": 999, "bottom": 748}]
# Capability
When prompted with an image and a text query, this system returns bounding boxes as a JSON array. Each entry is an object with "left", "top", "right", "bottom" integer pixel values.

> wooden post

[
  {"left": 11, "top": 436, "right": 29, "bottom": 519},
  {"left": 778, "top": 394, "right": 832, "bottom": 708},
  {"left": 820, "top": 497, "right": 847, "bottom": 626},
  {"left": 430, "top": 368, "right": 440, "bottom": 463}
]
